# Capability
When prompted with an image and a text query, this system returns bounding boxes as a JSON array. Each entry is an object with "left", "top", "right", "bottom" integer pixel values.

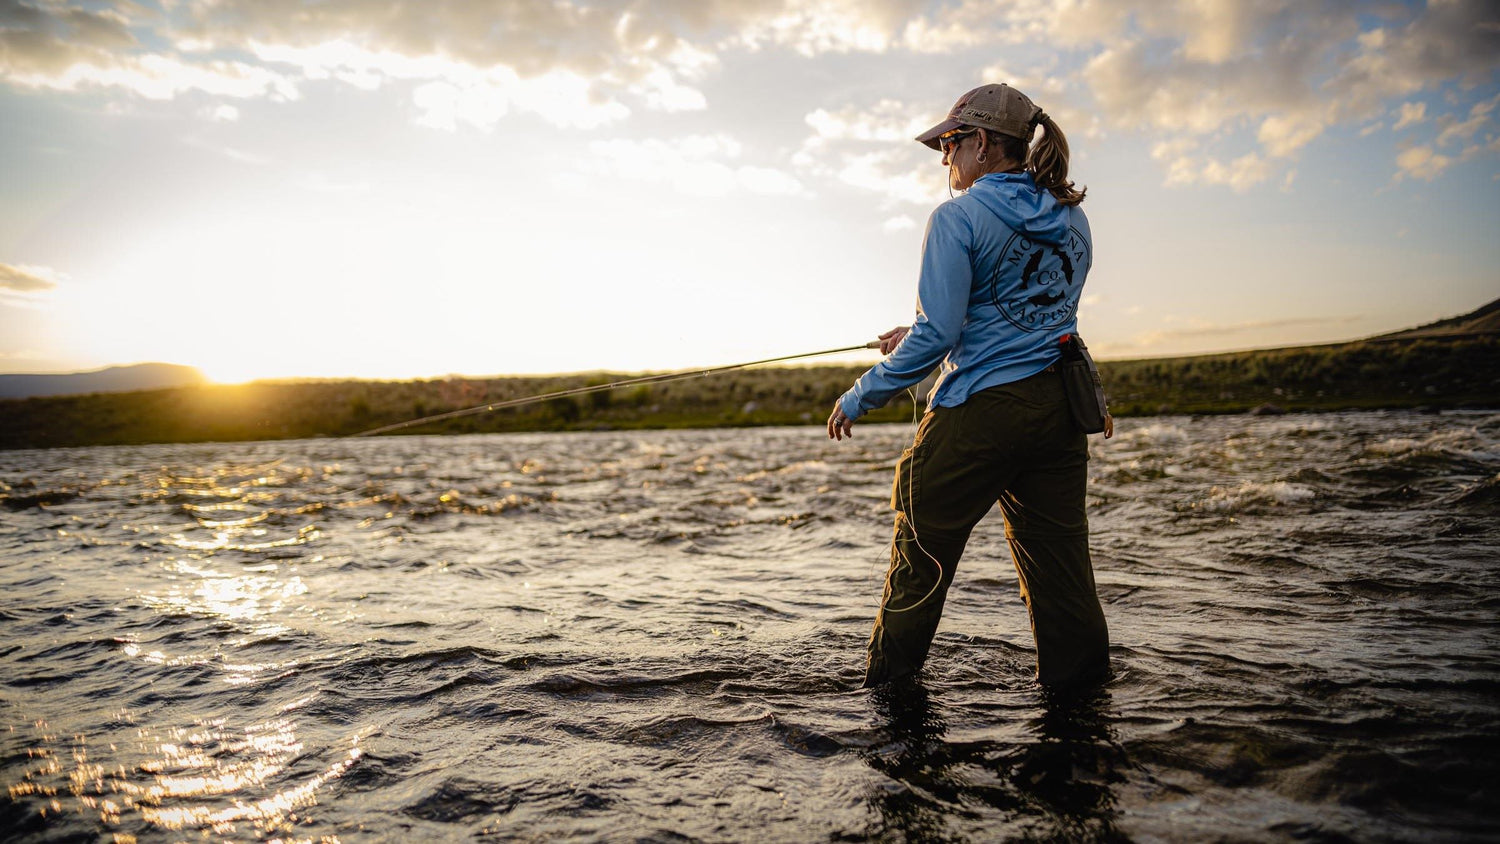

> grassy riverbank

[{"left": 2, "top": 333, "right": 1496, "bottom": 450}]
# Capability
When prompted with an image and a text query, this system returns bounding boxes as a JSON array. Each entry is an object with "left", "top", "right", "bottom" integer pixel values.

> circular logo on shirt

[{"left": 991, "top": 226, "right": 1090, "bottom": 332}]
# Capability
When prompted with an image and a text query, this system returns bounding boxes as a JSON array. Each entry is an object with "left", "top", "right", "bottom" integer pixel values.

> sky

[{"left": 1, "top": 0, "right": 1497, "bottom": 383}]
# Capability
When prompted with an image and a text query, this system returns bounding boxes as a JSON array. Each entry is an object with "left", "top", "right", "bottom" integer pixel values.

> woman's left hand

[
  {"left": 827, "top": 402, "right": 854, "bottom": 441},
  {"left": 877, "top": 325, "right": 910, "bottom": 355}
]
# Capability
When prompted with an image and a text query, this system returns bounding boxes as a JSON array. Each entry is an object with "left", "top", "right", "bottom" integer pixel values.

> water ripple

[{"left": 0, "top": 412, "right": 1497, "bottom": 839}]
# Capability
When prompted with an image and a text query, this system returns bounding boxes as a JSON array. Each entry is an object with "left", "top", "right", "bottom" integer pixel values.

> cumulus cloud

[
  {"left": 735, "top": 0, "right": 911, "bottom": 56},
  {"left": 1395, "top": 145, "right": 1454, "bottom": 181},
  {"left": 411, "top": 70, "right": 631, "bottom": 132},
  {"left": 1257, "top": 113, "right": 1325, "bottom": 159},
  {"left": 730, "top": 0, "right": 1043, "bottom": 56},
  {"left": 1393, "top": 101, "right": 1426, "bottom": 130},
  {"left": 804, "top": 99, "right": 930, "bottom": 143},
  {"left": 0, "top": 1, "right": 135, "bottom": 77},
  {"left": 1435, "top": 93, "right": 1500, "bottom": 148},
  {"left": 0, "top": 0, "right": 733, "bottom": 126},
  {"left": 1160, "top": 151, "right": 1272, "bottom": 192},
  {"left": 1153, "top": 138, "right": 1270, "bottom": 191},
  {"left": 1074, "top": 0, "right": 1499, "bottom": 185},
  {"left": 0, "top": 262, "right": 60, "bottom": 293},
  {"left": 829, "top": 149, "right": 940, "bottom": 205},
  {"left": 793, "top": 99, "right": 940, "bottom": 206},
  {"left": 1393, "top": 93, "right": 1500, "bottom": 180},
  {"left": 2, "top": 0, "right": 1496, "bottom": 188},
  {"left": 0, "top": 1, "right": 299, "bottom": 100}
]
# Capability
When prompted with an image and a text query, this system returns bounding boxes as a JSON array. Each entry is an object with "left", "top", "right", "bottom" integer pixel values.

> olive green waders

[{"left": 864, "top": 368, "right": 1110, "bottom": 688}]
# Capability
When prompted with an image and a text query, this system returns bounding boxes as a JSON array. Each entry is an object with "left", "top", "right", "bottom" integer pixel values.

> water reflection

[
  {"left": 4, "top": 711, "right": 364, "bottom": 837},
  {"left": 864, "top": 678, "right": 1127, "bottom": 841}
]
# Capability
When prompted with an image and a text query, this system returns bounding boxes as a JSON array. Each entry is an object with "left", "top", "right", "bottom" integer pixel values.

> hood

[{"left": 967, "top": 172, "right": 1071, "bottom": 245}]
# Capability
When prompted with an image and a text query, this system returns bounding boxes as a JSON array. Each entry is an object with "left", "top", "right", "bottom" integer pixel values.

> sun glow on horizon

[{"left": 2, "top": 2, "right": 1496, "bottom": 379}]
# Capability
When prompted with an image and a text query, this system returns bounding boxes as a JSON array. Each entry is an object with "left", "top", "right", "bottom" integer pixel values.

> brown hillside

[{"left": 1372, "top": 297, "right": 1500, "bottom": 340}]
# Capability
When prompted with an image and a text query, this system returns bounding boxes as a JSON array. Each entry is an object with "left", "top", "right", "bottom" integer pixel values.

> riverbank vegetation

[{"left": 2, "top": 333, "right": 1496, "bottom": 450}]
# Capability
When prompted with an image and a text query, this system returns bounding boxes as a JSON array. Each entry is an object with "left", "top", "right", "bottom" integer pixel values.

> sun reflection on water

[
  {"left": 2, "top": 457, "right": 380, "bottom": 838},
  {"left": 169, "top": 524, "right": 320, "bottom": 553},
  {"left": 144, "top": 560, "right": 307, "bottom": 622},
  {"left": 6, "top": 714, "right": 367, "bottom": 837}
]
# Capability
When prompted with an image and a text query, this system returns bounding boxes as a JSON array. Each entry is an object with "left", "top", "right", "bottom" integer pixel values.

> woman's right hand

[{"left": 878, "top": 326, "right": 910, "bottom": 355}]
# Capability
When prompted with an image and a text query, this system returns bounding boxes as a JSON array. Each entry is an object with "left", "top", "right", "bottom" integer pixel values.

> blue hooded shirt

[{"left": 839, "top": 171, "right": 1092, "bottom": 420}]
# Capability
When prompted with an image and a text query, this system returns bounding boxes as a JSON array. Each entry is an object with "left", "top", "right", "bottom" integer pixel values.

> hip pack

[{"left": 1058, "top": 333, "right": 1113, "bottom": 438}]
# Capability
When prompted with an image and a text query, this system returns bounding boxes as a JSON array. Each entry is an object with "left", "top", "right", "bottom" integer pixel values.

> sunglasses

[{"left": 938, "top": 129, "right": 977, "bottom": 155}]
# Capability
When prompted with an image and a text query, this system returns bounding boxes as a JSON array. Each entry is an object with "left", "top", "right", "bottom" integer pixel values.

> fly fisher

[{"left": 827, "top": 83, "right": 1111, "bottom": 690}]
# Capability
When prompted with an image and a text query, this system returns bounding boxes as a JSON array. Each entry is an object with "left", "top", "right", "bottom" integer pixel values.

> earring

[{"left": 976, "top": 151, "right": 988, "bottom": 164}]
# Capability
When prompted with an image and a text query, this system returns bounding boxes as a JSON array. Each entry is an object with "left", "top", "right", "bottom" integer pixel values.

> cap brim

[{"left": 915, "top": 118, "right": 966, "bottom": 151}]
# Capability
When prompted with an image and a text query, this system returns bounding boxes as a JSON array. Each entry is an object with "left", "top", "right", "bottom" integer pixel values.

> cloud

[
  {"left": 1083, "top": 30, "right": 1333, "bottom": 158},
  {"left": 0, "top": 262, "right": 60, "bottom": 293},
  {"left": 735, "top": 0, "right": 909, "bottom": 56},
  {"left": 0, "top": 1, "right": 135, "bottom": 77},
  {"left": 730, "top": 0, "right": 1045, "bottom": 56},
  {"left": 0, "top": 0, "right": 735, "bottom": 126},
  {"left": 1393, "top": 101, "right": 1426, "bottom": 130},
  {"left": 179, "top": 0, "right": 739, "bottom": 123},
  {"left": 1257, "top": 113, "right": 1325, "bottom": 158},
  {"left": 831, "top": 150, "right": 938, "bottom": 205},
  {"left": 883, "top": 214, "right": 916, "bottom": 232},
  {"left": 1395, "top": 145, "right": 1455, "bottom": 181},
  {"left": 3, "top": 0, "right": 1496, "bottom": 189},
  {"left": 1116, "top": 314, "right": 1362, "bottom": 352},
  {"left": 1435, "top": 92, "right": 1500, "bottom": 147},
  {"left": 1326, "top": 1, "right": 1500, "bottom": 109},
  {"left": 1153, "top": 140, "right": 1270, "bottom": 192},
  {"left": 1393, "top": 93, "right": 1500, "bottom": 180},
  {"left": 793, "top": 99, "right": 943, "bottom": 205},
  {"left": 1074, "top": 0, "right": 1500, "bottom": 185},
  {"left": 0, "top": 1, "right": 300, "bottom": 100},
  {"left": 1198, "top": 153, "right": 1272, "bottom": 192},
  {"left": 804, "top": 99, "right": 930, "bottom": 143},
  {"left": 582, "top": 134, "right": 807, "bottom": 198}
]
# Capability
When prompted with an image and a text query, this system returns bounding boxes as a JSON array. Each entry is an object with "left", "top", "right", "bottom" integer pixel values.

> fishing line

[
  {"left": 346, "top": 342, "right": 880, "bottom": 439},
  {"left": 342, "top": 338, "right": 944, "bottom": 612},
  {"left": 880, "top": 387, "right": 946, "bottom": 615}
]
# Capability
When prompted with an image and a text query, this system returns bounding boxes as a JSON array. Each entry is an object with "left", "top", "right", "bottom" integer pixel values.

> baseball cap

[{"left": 915, "top": 83, "right": 1044, "bottom": 150}]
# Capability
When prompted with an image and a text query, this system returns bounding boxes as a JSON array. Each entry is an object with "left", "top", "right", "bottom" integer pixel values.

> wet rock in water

[{"left": 1250, "top": 403, "right": 1287, "bottom": 416}]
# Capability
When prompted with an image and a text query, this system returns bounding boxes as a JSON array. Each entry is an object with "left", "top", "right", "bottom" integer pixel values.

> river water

[{"left": 1, "top": 411, "right": 1497, "bottom": 842}]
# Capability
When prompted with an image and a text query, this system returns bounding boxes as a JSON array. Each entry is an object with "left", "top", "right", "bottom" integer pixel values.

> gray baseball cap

[{"left": 915, "top": 83, "right": 1044, "bottom": 150}]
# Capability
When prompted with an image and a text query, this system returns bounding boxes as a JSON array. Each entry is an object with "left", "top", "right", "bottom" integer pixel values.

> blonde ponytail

[{"left": 1028, "top": 114, "right": 1086, "bottom": 206}]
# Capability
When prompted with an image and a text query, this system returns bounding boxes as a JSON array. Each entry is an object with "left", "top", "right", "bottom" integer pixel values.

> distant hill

[
  {"left": 0, "top": 299, "right": 1496, "bottom": 449},
  {"left": 0, "top": 363, "right": 207, "bottom": 399},
  {"left": 1372, "top": 297, "right": 1500, "bottom": 340}
]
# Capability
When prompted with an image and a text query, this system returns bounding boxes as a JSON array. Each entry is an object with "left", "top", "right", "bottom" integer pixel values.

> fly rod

[{"left": 347, "top": 341, "right": 882, "bottom": 439}]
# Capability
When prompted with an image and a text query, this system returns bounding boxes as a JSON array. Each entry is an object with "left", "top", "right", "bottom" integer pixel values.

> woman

[{"left": 827, "top": 83, "right": 1109, "bottom": 690}]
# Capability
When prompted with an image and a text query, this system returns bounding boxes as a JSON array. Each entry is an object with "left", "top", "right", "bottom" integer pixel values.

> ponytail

[{"left": 1027, "top": 114, "right": 1085, "bottom": 206}]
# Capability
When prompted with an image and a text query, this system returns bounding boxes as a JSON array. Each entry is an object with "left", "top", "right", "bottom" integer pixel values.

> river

[{"left": 2, "top": 410, "right": 1497, "bottom": 841}]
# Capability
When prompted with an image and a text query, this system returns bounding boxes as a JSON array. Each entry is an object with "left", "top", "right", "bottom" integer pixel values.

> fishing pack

[{"left": 1058, "top": 333, "right": 1113, "bottom": 438}]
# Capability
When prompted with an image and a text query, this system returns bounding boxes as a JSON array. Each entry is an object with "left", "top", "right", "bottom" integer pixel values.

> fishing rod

[{"left": 347, "top": 341, "right": 882, "bottom": 439}]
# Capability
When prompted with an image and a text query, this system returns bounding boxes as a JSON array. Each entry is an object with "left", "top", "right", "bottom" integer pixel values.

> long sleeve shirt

[{"left": 839, "top": 171, "right": 1093, "bottom": 420}]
